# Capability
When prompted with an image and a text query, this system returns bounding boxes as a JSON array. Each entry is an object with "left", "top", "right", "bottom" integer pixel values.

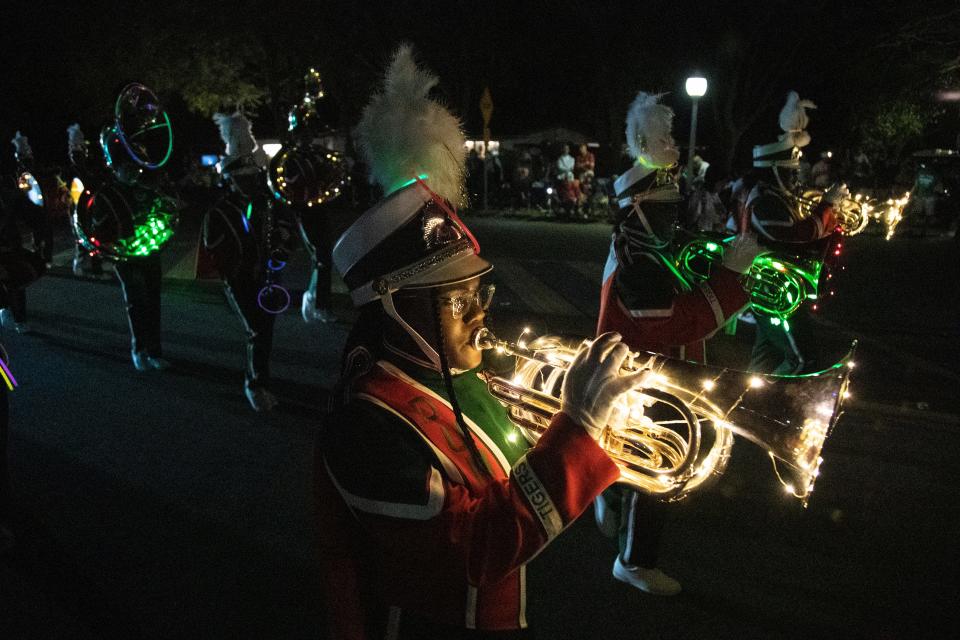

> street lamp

[{"left": 685, "top": 76, "right": 707, "bottom": 188}]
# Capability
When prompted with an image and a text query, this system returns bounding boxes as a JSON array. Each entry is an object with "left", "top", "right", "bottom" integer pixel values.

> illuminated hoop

[{"left": 257, "top": 284, "right": 291, "bottom": 314}]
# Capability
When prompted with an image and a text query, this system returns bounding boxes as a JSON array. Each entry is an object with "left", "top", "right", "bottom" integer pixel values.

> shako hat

[
  {"left": 333, "top": 45, "right": 490, "bottom": 308},
  {"left": 332, "top": 45, "right": 490, "bottom": 369},
  {"left": 753, "top": 91, "right": 816, "bottom": 169},
  {"left": 612, "top": 92, "right": 682, "bottom": 249},
  {"left": 613, "top": 92, "right": 681, "bottom": 208}
]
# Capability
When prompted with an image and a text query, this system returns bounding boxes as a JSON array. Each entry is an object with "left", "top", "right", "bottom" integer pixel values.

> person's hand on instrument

[
  {"left": 823, "top": 183, "right": 850, "bottom": 205},
  {"left": 722, "top": 232, "right": 762, "bottom": 274},
  {"left": 561, "top": 332, "right": 650, "bottom": 438}
]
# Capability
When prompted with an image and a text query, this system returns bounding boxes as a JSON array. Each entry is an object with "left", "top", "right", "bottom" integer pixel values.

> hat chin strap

[{"left": 380, "top": 291, "right": 443, "bottom": 370}]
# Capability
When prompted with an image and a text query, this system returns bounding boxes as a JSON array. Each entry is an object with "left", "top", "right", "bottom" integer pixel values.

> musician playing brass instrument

[
  {"left": 73, "top": 83, "right": 179, "bottom": 372},
  {"left": 595, "top": 92, "right": 762, "bottom": 596},
  {"left": 202, "top": 111, "right": 284, "bottom": 412},
  {"left": 741, "top": 91, "right": 848, "bottom": 374},
  {"left": 317, "top": 46, "right": 635, "bottom": 640}
]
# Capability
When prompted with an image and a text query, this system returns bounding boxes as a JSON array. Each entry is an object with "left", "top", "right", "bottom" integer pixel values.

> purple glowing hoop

[{"left": 257, "top": 284, "right": 291, "bottom": 314}]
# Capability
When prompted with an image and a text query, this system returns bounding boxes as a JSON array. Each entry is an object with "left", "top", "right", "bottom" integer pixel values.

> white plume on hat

[
  {"left": 777, "top": 91, "right": 816, "bottom": 149},
  {"left": 212, "top": 112, "right": 259, "bottom": 160},
  {"left": 67, "top": 123, "right": 86, "bottom": 153},
  {"left": 625, "top": 92, "right": 680, "bottom": 168},
  {"left": 11, "top": 131, "right": 33, "bottom": 159},
  {"left": 357, "top": 45, "right": 466, "bottom": 207}
]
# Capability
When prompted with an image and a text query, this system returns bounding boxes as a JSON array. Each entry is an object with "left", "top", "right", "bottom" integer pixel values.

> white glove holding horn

[
  {"left": 561, "top": 332, "right": 651, "bottom": 439},
  {"left": 722, "top": 233, "right": 762, "bottom": 274}
]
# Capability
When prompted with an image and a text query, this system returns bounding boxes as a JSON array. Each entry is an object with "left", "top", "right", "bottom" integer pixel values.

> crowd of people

[{"left": 0, "top": 44, "right": 892, "bottom": 639}]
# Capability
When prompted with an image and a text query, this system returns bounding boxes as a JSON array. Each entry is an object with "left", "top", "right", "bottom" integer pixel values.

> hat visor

[{"left": 401, "top": 253, "right": 493, "bottom": 290}]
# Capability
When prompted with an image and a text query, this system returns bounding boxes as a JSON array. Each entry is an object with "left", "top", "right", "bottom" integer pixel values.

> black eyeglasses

[{"left": 437, "top": 283, "right": 496, "bottom": 320}]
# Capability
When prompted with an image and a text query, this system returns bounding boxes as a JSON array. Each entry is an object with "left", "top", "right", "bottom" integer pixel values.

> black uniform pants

[
  {"left": 114, "top": 256, "right": 163, "bottom": 357},
  {"left": 1, "top": 387, "right": 10, "bottom": 519},
  {"left": 603, "top": 485, "right": 667, "bottom": 568},
  {"left": 223, "top": 272, "right": 276, "bottom": 389},
  {"left": 298, "top": 216, "right": 333, "bottom": 310},
  {"left": 748, "top": 311, "right": 819, "bottom": 375}
]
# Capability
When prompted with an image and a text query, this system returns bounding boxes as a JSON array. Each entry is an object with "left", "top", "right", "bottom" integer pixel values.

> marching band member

[
  {"left": 317, "top": 45, "right": 633, "bottom": 639},
  {"left": 287, "top": 67, "right": 348, "bottom": 325},
  {"left": 67, "top": 123, "right": 107, "bottom": 278},
  {"left": 740, "top": 91, "right": 847, "bottom": 374},
  {"left": 77, "top": 86, "right": 180, "bottom": 373},
  {"left": 0, "top": 360, "right": 11, "bottom": 553},
  {"left": 202, "top": 111, "right": 283, "bottom": 411},
  {"left": 1, "top": 132, "right": 49, "bottom": 334},
  {"left": 100, "top": 127, "right": 170, "bottom": 371},
  {"left": 595, "top": 92, "right": 760, "bottom": 595}
]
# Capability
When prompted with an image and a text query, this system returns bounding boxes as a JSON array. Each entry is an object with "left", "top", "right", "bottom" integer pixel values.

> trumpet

[{"left": 475, "top": 328, "right": 855, "bottom": 504}]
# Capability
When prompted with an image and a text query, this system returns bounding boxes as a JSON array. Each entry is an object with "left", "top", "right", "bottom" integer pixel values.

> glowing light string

[{"left": 0, "top": 356, "right": 18, "bottom": 391}]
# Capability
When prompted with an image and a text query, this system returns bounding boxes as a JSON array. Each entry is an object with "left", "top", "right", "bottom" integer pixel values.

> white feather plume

[
  {"left": 212, "top": 112, "right": 259, "bottom": 160},
  {"left": 11, "top": 131, "right": 33, "bottom": 159},
  {"left": 358, "top": 45, "right": 466, "bottom": 206},
  {"left": 67, "top": 123, "right": 86, "bottom": 153},
  {"left": 625, "top": 92, "right": 680, "bottom": 168},
  {"left": 778, "top": 91, "right": 816, "bottom": 148}
]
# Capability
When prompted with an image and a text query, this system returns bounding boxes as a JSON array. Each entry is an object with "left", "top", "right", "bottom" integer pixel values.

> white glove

[
  {"left": 561, "top": 333, "right": 650, "bottom": 438},
  {"left": 721, "top": 233, "right": 761, "bottom": 274},
  {"left": 823, "top": 183, "right": 851, "bottom": 205}
]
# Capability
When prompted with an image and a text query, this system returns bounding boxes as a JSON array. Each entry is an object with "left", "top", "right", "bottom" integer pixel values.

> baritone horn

[{"left": 474, "top": 328, "right": 855, "bottom": 504}]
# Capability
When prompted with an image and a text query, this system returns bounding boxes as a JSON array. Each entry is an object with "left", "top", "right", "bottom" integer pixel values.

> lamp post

[{"left": 685, "top": 76, "right": 707, "bottom": 189}]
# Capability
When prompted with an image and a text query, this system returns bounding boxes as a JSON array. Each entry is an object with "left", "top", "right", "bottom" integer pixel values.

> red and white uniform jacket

[
  {"left": 598, "top": 238, "right": 748, "bottom": 361},
  {"left": 315, "top": 358, "right": 618, "bottom": 638}
]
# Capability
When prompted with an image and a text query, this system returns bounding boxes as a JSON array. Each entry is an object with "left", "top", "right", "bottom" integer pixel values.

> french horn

[
  {"left": 676, "top": 232, "right": 825, "bottom": 321},
  {"left": 474, "top": 328, "right": 855, "bottom": 504}
]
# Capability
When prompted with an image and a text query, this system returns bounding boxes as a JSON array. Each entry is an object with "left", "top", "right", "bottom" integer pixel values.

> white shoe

[
  {"left": 301, "top": 291, "right": 336, "bottom": 324},
  {"left": 244, "top": 385, "right": 278, "bottom": 412},
  {"left": 131, "top": 350, "right": 150, "bottom": 372},
  {"left": 613, "top": 555, "right": 681, "bottom": 596},
  {"left": 593, "top": 495, "right": 619, "bottom": 538},
  {"left": 0, "top": 309, "right": 28, "bottom": 334}
]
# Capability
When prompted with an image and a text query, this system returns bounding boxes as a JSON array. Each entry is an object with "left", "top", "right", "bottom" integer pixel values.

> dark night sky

[{"left": 1, "top": 0, "right": 956, "bottom": 174}]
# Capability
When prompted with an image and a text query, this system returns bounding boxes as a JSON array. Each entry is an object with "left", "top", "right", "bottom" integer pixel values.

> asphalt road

[{"left": 1, "top": 215, "right": 958, "bottom": 639}]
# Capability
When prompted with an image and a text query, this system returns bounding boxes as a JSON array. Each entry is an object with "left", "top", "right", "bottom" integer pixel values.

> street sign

[{"left": 480, "top": 87, "right": 493, "bottom": 126}]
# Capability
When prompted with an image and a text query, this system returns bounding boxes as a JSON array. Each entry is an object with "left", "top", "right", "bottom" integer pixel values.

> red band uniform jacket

[{"left": 316, "top": 357, "right": 619, "bottom": 638}]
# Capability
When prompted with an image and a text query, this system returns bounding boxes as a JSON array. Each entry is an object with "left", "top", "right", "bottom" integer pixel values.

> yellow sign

[{"left": 480, "top": 87, "right": 493, "bottom": 126}]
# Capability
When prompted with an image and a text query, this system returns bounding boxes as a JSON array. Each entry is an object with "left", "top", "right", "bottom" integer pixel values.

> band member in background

[
  {"left": 595, "top": 91, "right": 760, "bottom": 596},
  {"left": 317, "top": 46, "right": 634, "bottom": 639},
  {"left": 67, "top": 124, "right": 107, "bottom": 279},
  {"left": 1, "top": 132, "right": 50, "bottom": 334},
  {"left": 286, "top": 67, "right": 352, "bottom": 325},
  {"left": 0, "top": 361, "right": 11, "bottom": 553},
  {"left": 76, "top": 86, "right": 179, "bottom": 373},
  {"left": 202, "top": 111, "right": 283, "bottom": 412},
  {"left": 740, "top": 91, "right": 847, "bottom": 374}
]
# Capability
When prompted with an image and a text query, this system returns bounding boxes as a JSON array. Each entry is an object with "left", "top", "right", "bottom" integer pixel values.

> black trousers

[
  {"left": 223, "top": 272, "right": 276, "bottom": 389},
  {"left": 7, "top": 289, "right": 26, "bottom": 323},
  {"left": 604, "top": 485, "right": 667, "bottom": 568},
  {"left": 114, "top": 256, "right": 163, "bottom": 357},
  {"left": 298, "top": 216, "right": 333, "bottom": 310},
  {"left": 748, "top": 311, "right": 819, "bottom": 375},
  {"left": 1, "top": 387, "right": 10, "bottom": 519}
]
